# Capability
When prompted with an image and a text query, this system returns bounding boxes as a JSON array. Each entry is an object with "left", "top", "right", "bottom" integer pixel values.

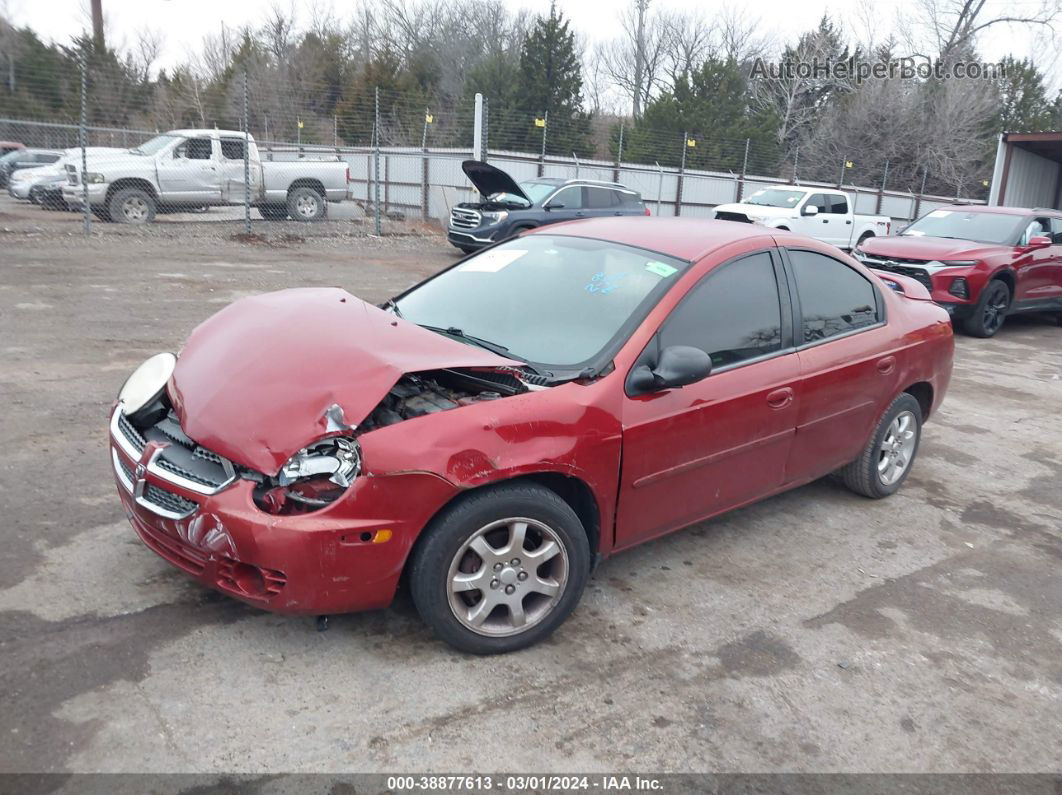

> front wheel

[
  {"left": 409, "top": 483, "right": 590, "bottom": 654},
  {"left": 108, "top": 187, "right": 156, "bottom": 224},
  {"left": 962, "top": 279, "right": 1010, "bottom": 338},
  {"left": 838, "top": 393, "right": 922, "bottom": 499},
  {"left": 286, "top": 187, "right": 326, "bottom": 222}
]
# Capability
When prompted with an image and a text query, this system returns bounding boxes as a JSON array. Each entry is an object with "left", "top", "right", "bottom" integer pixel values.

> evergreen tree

[{"left": 511, "top": 3, "right": 593, "bottom": 157}]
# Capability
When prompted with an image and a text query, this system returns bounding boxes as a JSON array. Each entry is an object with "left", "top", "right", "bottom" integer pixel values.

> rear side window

[
  {"left": 585, "top": 187, "right": 620, "bottom": 209},
  {"left": 36, "top": 153, "right": 60, "bottom": 164},
  {"left": 220, "top": 138, "right": 246, "bottom": 160},
  {"left": 660, "top": 251, "right": 783, "bottom": 368},
  {"left": 789, "top": 249, "right": 880, "bottom": 343},
  {"left": 829, "top": 194, "right": 848, "bottom": 214}
]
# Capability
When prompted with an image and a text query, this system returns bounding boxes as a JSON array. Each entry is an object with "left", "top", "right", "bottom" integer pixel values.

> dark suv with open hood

[{"left": 447, "top": 160, "right": 648, "bottom": 253}]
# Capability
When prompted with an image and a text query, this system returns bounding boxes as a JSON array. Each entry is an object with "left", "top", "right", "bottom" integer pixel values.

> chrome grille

[
  {"left": 450, "top": 207, "right": 481, "bottom": 230},
  {"left": 865, "top": 260, "right": 933, "bottom": 292},
  {"left": 142, "top": 483, "right": 196, "bottom": 519},
  {"left": 117, "top": 412, "right": 146, "bottom": 453},
  {"left": 65, "top": 164, "right": 78, "bottom": 185}
]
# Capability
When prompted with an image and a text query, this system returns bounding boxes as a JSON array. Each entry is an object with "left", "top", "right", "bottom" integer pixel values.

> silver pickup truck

[{"left": 62, "top": 128, "right": 349, "bottom": 223}]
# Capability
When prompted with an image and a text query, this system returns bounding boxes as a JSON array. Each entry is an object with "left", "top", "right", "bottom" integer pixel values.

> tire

[
  {"left": 286, "top": 186, "right": 326, "bottom": 222},
  {"left": 108, "top": 187, "right": 156, "bottom": 225},
  {"left": 458, "top": 246, "right": 477, "bottom": 254},
  {"left": 91, "top": 205, "right": 112, "bottom": 222},
  {"left": 839, "top": 393, "right": 922, "bottom": 499},
  {"left": 961, "top": 279, "right": 1010, "bottom": 338},
  {"left": 257, "top": 205, "right": 289, "bottom": 221},
  {"left": 857, "top": 232, "right": 873, "bottom": 247},
  {"left": 409, "top": 483, "right": 591, "bottom": 655}
]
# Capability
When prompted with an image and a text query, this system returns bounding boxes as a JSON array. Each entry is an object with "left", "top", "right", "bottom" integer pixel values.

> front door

[
  {"left": 156, "top": 136, "right": 221, "bottom": 205},
  {"left": 1013, "top": 217, "right": 1062, "bottom": 308},
  {"left": 541, "top": 185, "right": 585, "bottom": 225},
  {"left": 616, "top": 249, "right": 800, "bottom": 549}
]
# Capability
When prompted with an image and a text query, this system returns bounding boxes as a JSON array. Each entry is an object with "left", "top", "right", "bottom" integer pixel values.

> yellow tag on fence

[{"left": 534, "top": 118, "right": 546, "bottom": 128}]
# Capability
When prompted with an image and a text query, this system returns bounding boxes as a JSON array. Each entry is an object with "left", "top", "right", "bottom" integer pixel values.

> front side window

[
  {"left": 176, "top": 138, "right": 213, "bottom": 160},
  {"left": 659, "top": 252, "right": 783, "bottom": 369},
  {"left": 394, "top": 235, "right": 688, "bottom": 368},
  {"left": 789, "top": 249, "right": 880, "bottom": 343},
  {"left": 805, "top": 194, "right": 830, "bottom": 214},
  {"left": 548, "top": 186, "right": 583, "bottom": 209}
]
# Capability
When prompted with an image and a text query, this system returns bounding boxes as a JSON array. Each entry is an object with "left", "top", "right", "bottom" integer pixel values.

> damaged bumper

[{"left": 109, "top": 405, "right": 458, "bottom": 614}]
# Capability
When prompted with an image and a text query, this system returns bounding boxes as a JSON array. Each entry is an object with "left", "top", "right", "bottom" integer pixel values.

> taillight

[
  {"left": 644, "top": 206, "right": 651, "bottom": 216},
  {"left": 345, "top": 166, "right": 351, "bottom": 183},
  {"left": 886, "top": 221, "right": 891, "bottom": 235}
]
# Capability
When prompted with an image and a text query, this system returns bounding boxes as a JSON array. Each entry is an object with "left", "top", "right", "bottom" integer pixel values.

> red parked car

[
  {"left": 109, "top": 218, "right": 953, "bottom": 653},
  {"left": 853, "top": 204, "right": 1062, "bottom": 337}
]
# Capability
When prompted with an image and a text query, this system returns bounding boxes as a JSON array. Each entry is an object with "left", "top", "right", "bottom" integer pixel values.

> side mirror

[
  {"left": 1025, "top": 235, "right": 1052, "bottom": 250},
  {"left": 802, "top": 204, "right": 819, "bottom": 217},
  {"left": 544, "top": 202, "right": 565, "bottom": 210},
  {"left": 627, "top": 345, "right": 712, "bottom": 395}
]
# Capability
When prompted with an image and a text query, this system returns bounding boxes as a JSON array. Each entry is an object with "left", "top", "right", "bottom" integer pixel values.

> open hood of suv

[
  {"left": 169, "top": 288, "right": 520, "bottom": 474},
  {"left": 462, "top": 160, "right": 531, "bottom": 204}
]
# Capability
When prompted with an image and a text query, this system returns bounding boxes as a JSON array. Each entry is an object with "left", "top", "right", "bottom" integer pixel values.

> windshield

[
  {"left": 902, "top": 209, "right": 1025, "bottom": 245},
  {"left": 0, "top": 150, "right": 24, "bottom": 165},
  {"left": 745, "top": 188, "right": 806, "bottom": 208},
  {"left": 132, "top": 134, "right": 179, "bottom": 156},
  {"left": 394, "top": 235, "right": 687, "bottom": 368}
]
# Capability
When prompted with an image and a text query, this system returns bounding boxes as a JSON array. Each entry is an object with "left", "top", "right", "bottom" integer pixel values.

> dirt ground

[{"left": 2, "top": 196, "right": 1061, "bottom": 778}]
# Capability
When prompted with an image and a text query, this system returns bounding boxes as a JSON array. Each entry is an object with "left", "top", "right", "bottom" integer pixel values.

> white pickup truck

[
  {"left": 713, "top": 185, "right": 891, "bottom": 250},
  {"left": 62, "top": 128, "right": 349, "bottom": 224}
]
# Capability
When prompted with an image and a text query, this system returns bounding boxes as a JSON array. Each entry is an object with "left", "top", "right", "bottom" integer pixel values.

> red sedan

[{"left": 109, "top": 218, "right": 953, "bottom": 654}]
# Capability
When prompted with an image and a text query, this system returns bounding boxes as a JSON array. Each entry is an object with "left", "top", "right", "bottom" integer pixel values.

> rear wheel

[
  {"left": 856, "top": 232, "right": 873, "bottom": 247},
  {"left": 287, "top": 186, "right": 326, "bottom": 222},
  {"left": 91, "top": 205, "right": 112, "bottom": 222},
  {"left": 839, "top": 393, "right": 922, "bottom": 499},
  {"left": 257, "top": 205, "right": 289, "bottom": 221},
  {"left": 962, "top": 279, "right": 1010, "bottom": 338},
  {"left": 108, "top": 187, "right": 156, "bottom": 225},
  {"left": 409, "top": 483, "right": 590, "bottom": 654}
]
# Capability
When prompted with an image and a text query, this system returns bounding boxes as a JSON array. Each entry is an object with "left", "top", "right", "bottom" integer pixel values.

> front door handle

[
  {"left": 766, "top": 387, "right": 794, "bottom": 409},
  {"left": 822, "top": 218, "right": 828, "bottom": 223},
  {"left": 877, "top": 355, "right": 897, "bottom": 374}
]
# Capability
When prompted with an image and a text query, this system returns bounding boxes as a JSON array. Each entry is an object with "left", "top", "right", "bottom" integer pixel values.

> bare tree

[
  {"left": 900, "top": 0, "right": 1060, "bottom": 61},
  {"left": 598, "top": 0, "right": 671, "bottom": 117}
]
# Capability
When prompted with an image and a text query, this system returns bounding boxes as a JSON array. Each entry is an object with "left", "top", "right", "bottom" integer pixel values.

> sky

[{"left": 4, "top": 0, "right": 1058, "bottom": 86}]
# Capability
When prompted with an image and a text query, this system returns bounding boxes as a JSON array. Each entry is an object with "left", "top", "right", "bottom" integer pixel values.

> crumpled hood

[
  {"left": 860, "top": 234, "right": 1006, "bottom": 261},
  {"left": 462, "top": 160, "right": 531, "bottom": 204},
  {"left": 713, "top": 203, "right": 796, "bottom": 221},
  {"left": 169, "top": 288, "right": 519, "bottom": 474}
]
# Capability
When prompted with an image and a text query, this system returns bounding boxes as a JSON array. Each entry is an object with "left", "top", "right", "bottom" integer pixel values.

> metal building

[{"left": 988, "top": 131, "right": 1062, "bottom": 210}]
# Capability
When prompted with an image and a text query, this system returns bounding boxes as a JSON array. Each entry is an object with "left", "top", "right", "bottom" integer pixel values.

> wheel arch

[
  {"left": 105, "top": 177, "right": 158, "bottom": 203},
  {"left": 403, "top": 471, "right": 603, "bottom": 578},
  {"left": 287, "top": 178, "right": 326, "bottom": 197},
  {"left": 991, "top": 268, "right": 1016, "bottom": 297},
  {"left": 903, "top": 381, "right": 934, "bottom": 421}
]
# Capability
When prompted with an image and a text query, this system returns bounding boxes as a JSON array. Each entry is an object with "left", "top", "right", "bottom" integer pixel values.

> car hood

[
  {"left": 169, "top": 288, "right": 521, "bottom": 474},
  {"left": 861, "top": 234, "right": 1006, "bottom": 261},
  {"left": 714, "top": 203, "right": 796, "bottom": 219},
  {"left": 461, "top": 160, "right": 531, "bottom": 204}
]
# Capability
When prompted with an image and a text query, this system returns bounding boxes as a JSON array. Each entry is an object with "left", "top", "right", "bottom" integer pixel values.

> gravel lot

[{"left": 2, "top": 196, "right": 1061, "bottom": 777}]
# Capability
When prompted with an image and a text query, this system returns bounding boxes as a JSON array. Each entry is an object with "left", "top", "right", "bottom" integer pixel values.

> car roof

[
  {"left": 539, "top": 217, "right": 780, "bottom": 261},
  {"left": 526, "top": 177, "right": 634, "bottom": 191},
  {"left": 168, "top": 129, "right": 247, "bottom": 138},
  {"left": 21, "top": 148, "right": 63, "bottom": 155},
  {"left": 934, "top": 204, "right": 1061, "bottom": 218}
]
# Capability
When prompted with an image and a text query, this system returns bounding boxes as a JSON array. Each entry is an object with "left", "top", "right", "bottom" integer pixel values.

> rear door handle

[
  {"left": 877, "top": 356, "right": 896, "bottom": 374},
  {"left": 766, "top": 387, "right": 794, "bottom": 409}
]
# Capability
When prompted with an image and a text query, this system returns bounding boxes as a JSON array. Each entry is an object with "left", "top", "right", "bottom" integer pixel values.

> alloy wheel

[
  {"left": 295, "top": 194, "right": 320, "bottom": 219},
  {"left": 878, "top": 410, "right": 917, "bottom": 486},
  {"left": 446, "top": 517, "right": 569, "bottom": 637},
  {"left": 123, "top": 196, "right": 148, "bottom": 222},
  {"left": 982, "top": 286, "right": 1008, "bottom": 334}
]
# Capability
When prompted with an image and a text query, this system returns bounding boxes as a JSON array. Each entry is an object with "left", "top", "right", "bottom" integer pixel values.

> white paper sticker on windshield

[{"left": 458, "top": 249, "right": 527, "bottom": 273}]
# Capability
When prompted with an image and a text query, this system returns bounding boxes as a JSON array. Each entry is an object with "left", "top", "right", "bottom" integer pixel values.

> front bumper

[
  {"left": 447, "top": 228, "right": 499, "bottom": 250},
  {"left": 8, "top": 182, "right": 31, "bottom": 199},
  {"left": 109, "top": 406, "right": 458, "bottom": 615},
  {"left": 63, "top": 182, "right": 107, "bottom": 208}
]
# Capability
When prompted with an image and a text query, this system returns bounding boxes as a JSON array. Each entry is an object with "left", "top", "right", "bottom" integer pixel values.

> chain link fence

[{"left": 0, "top": 61, "right": 986, "bottom": 237}]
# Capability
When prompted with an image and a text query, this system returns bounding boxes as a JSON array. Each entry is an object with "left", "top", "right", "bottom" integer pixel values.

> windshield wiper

[
  {"left": 420, "top": 325, "right": 510, "bottom": 354},
  {"left": 382, "top": 298, "right": 403, "bottom": 318}
]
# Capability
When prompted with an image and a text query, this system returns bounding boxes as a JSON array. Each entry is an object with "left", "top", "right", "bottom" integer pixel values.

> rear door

[
  {"left": 616, "top": 249, "right": 800, "bottom": 548},
  {"left": 781, "top": 246, "right": 894, "bottom": 481},
  {"left": 218, "top": 136, "right": 258, "bottom": 204}
]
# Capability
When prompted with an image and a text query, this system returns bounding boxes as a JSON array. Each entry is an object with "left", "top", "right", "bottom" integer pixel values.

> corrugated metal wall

[{"left": 998, "top": 146, "right": 1061, "bottom": 209}]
